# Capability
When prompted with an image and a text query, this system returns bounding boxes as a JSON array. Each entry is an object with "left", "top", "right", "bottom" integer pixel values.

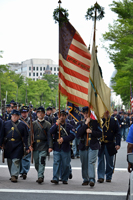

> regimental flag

[
  {"left": 59, "top": 11, "right": 91, "bottom": 107},
  {"left": 67, "top": 102, "right": 81, "bottom": 122},
  {"left": 130, "top": 82, "right": 133, "bottom": 111},
  {"left": 88, "top": 33, "right": 112, "bottom": 126}
]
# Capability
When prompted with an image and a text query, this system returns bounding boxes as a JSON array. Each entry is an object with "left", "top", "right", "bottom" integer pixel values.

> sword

[{"left": 113, "top": 153, "right": 116, "bottom": 173}]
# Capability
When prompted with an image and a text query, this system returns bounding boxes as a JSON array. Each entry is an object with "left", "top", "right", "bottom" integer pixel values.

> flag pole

[
  {"left": 86, "top": 3, "right": 97, "bottom": 148},
  {"left": 58, "top": 0, "right": 62, "bottom": 139}
]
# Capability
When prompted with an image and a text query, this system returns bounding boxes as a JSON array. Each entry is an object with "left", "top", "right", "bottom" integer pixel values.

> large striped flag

[{"left": 59, "top": 11, "right": 91, "bottom": 107}]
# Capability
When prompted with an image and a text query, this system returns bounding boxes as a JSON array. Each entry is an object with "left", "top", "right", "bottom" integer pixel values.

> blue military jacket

[
  {"left": 101, "top": 116, "right": 121, "bottom": 145},
  {"left": 4, "top": 111, "right": 10, "bottom": 121},
  {"left": 99, "top": 116, "right": 121, "bottom": 156},
  {"left": 120, "top": 116, "right": 130, "bottom": 128},
  {"left": 50, "top": 122, "right": 75, "bottom": 152},
  {"left": 0, "top": 120, "right": 29, "bottom": 159},
  {"left": 76, "top": 119, "right": 102, "bottom": 151}
]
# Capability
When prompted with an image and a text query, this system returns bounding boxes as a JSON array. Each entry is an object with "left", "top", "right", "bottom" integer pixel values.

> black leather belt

[
  {"left": 8, "top": 138, "right": 21, "bottom": 142},
  {"left": 35, "top": 139, "right": 47, "bottom": 143}
]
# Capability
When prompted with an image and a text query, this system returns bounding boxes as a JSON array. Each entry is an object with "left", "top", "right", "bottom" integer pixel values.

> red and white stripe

[{"left": 59, "top": 31, "right": 91, "bottom": 107}]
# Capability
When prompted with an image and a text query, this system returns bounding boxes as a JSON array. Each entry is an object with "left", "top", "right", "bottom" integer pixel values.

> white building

[{"left": 8, "top": 58, "right": 59, "bottom": 81}]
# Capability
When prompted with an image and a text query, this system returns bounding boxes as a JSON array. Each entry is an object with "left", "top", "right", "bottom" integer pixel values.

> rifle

[
  {"left": 29, "top": 103, "right": 34, "bottom": 164},
  {"left": 2, "top": 147, "right": 4, "bottom": 163}
]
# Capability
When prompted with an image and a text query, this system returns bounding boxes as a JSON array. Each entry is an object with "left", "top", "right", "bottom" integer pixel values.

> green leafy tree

[
  {"left": 18, "top": 78, "right": 52, "bottom": 107},
  {"left": 42, "top": 74, "right": 67, "bottom": 109},
  {"left": 0, "top": 71, "right": 17, "bottom": 103},
  {"left": 102, "top": 0, "right": 133, "bottom": 105}
]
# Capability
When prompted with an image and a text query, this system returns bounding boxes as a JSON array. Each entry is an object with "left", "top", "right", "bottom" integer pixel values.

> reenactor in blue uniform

[
  {"left": 32, "top": 106, "right": 53, "bottom": 184},
  {"left": 0, "top": 109, "right": 29, "bottom": 182},
  {"left": 50, "top": 110, "right": 75, "bottom": 185},
  {"left": 19, "top": 106, "right": 31, "bottom": 180},
  {"left": 120, "top": 112, "right": 130, "bottom": 141},
  {"left": 12, "top": 102, "right": 17, "bottom": 110},
  {"left": 44, "top": 107, "right": 53, "bottom": 125},
  {"left": 8, "top": 101, "right": 17, "bottom": 120},
  {"left": 76, "top": 106, "right": 102, "bottom": 187},
  {"left": 5, "top": 104, "right": 11, "bottom": 121},
  {"left": 10, "top": 100, "right": 15, "bottom": 110},
  {"left": 97, "top": 111, "right": 121, "bottom": 183}
]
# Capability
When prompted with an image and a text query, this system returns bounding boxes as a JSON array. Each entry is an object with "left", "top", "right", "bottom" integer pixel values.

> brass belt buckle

[
  {"left": 11, "top": 138, "right": 15, "bottom": 141},
  {"left": 37, "top": 140, "right": 40, "bottom": 143}
]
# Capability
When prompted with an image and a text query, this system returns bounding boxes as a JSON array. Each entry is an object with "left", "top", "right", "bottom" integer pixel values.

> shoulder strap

[
  {"left": 20, "top": 117, "right": 30, "bottom": 129},
  {"left": 60, "top": 124, "right": 68, "bottom": 136},
  {"left": 36, "top": 120, "right": 47, "bottom": 136}
]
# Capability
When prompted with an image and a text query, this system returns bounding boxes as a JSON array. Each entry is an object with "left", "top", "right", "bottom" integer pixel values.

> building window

[
  {"left": 33, "top": 78, "right": 35, "bottom": 80},
  {"left": 54, "top": 73, "right": 56, "bottom": 75},
  {"left": 43, "top": 67, "right": 45, "bottom": 70},
  {"left": 29, "top": 72, "right": 31, "bottom": 76},
  {"left": 57, "top": 67, "right": 59, "bottom": 71},
  {"left": 40, "top": 73, "right": 42, "bottom": 76},
  {"left": 36, "top": 73, "right": 38, "bottom": 76},
  {"left": 29, "top": 66, "right": 31, "bottom": 70},
  {"left": 33, "top": 67, "right": 35, "bottom": 71},
  {"left": 54, "top": 67, "right": 56, "bottom": 71},
  {"left": 33, "top": 73, "right": 35, "bottom": 76},
  {"left": 36, "top": 67, "right": 38, "bottom": 71},
  {"left": 50, "top": 67, "right": 52, "bottom": 71},
  {"left": 40, "top": 67, "right": 42, "bottom": 71}
]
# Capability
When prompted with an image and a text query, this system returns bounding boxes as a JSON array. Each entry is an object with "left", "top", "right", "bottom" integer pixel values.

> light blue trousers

[
  {"left": 79, "top": 148, "right": 98, "bottom": 183},
  {"left": 7, "top": 158, "right": 21, "bottom": 177},
  {"left": 33, "top": 150, "right": 47, "bottom": 178}
]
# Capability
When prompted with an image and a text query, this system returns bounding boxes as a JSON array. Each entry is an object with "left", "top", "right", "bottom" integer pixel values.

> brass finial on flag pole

[{"left": 58, "top": 0, "right": 62, "bottom": 8}]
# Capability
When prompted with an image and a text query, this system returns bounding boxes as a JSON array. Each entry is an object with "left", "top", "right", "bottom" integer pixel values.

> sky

[{"left": 0, "top": 0, "right": 117, "bottom": 87}]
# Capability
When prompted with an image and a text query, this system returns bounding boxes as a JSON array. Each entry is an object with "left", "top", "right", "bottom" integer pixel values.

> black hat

[
  {"left": 20, "top": 106, "right": 29, "bottom": 113},
  {"left": 119, "top": 111, "right": 122, "bottom": 114},
  {"left": 82, "top": 106, "right": 89, "bottom": 113},
  {"left": 11, "top": 109, "right": 20, "bottom": 116},
  {"left": 37, "top": 106, "right": 45, "bottom": 113},
  {"left": 12, "top": 102, "right": 17, "bottom": 107},
  {"left": 46, "top": 107, "right": 52, "bottom": 111},
  {"left": 10, "top": 100, "right": 15, "bottom": 104},
  {"left": 28, "top": 104, "right": 33, "bottom": 109},
  {"left": 60, "top": 110, "right": 67, "bottom": 115},
  {"left": 6, "top": 104, "right": 11, "bottom": 108}
]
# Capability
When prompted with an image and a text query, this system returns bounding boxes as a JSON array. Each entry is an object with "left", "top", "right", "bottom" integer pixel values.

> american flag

[
  {"left": 59, "top": 11, "right": 91, "bottom": 107},
  {"left": 130, "top": 82, "right": 133, "bottom": 111}
]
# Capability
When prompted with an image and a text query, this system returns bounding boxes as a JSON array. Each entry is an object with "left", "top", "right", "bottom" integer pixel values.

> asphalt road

[{"left": 0, "top": 141, "right": 129, "bottom": 200}]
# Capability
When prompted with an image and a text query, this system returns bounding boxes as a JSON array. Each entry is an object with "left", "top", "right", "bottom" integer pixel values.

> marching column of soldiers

[{"left": 0, "top": 100, "right": 125, "bottom": 187}]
